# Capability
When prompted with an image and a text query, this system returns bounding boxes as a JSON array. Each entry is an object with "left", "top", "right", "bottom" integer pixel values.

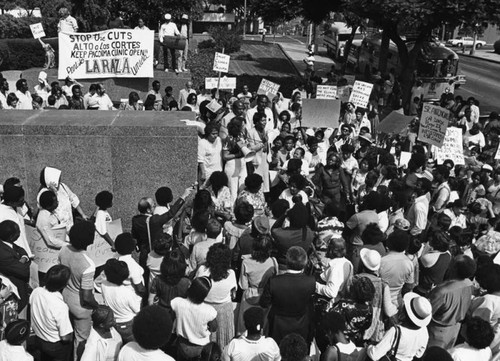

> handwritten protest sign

[
  {"left": 58, "top": 29, "right": 154, "bottom": 79},
  {"left": 377, "top": 111, "right": 415, "bottom": 134},
  {"left": 349, "top": 81, "right": 373, "bottom": 108},
  {"left": 213, "top": 52, "right": 230, "bottom": 73},
  {"left": 26, "top": 226, "right": 64, "bottom": 273},
  {"left": 30, "top": 23, "right": 46, "bottom": 39},
  {"left": 257, "top": 79, "right": 280, "bottom": 99},
  {"left": 316, "top": 85, "right": 337, "bottom": 100},
  {"left": 301, "top": 99, "right": 341, "bottom": 128},
  {"left": 418, "top": 104, "right": 450, "bottom": 148},
  {"left": 87, "top": 219, "right": 122, "bottom": 267},
  {"left": 205, "top": 77, "right": 236, "bottom": 90},
  {"left": 434, "top": 127, "right": 465, "bottom": 165}
]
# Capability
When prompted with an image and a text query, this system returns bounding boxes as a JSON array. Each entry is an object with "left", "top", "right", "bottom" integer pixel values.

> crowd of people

[{"left": 1, "top": 59, "right": 500, "bottom": 361}]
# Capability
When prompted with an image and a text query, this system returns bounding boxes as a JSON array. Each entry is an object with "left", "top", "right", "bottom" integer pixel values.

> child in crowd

[{"left": 94, "top": 190, "right": 115, "bottom": 249}]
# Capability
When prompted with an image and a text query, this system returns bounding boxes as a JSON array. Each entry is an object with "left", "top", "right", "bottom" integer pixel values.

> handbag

[{"left": 379, "top": 326, "right": 401, "bottom": 361}]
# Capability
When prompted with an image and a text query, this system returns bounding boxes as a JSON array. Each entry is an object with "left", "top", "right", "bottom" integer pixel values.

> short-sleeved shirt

[
  {"left": 118, "top": 341, "right": 175, "bottom": 361},
  {"left": 59, "top": 245, "right": 96, "bottom": 295},
  {"left": 30, "top": 286, "right": 73, "bottom": 342},
  {"left": 101, "top": 280, "right": 141, "bottom": 323},
  {"left": 118, "top": 254, "right": 145, "bottom": 286},
  {"left": 379, "top": 251, "right": 414, "bottom": 306},
  {"left": 171, "top": 297, "right": 217, "bottom": 346},
  {"left": 222, "top": 335, "right": 280, "bottom": 361},
  {"left": 346, "top": 210, "right": 379, "bottom": 246},
  {"left": 95, "top": 209, "right": 112, "bottom": 236},
  {"left": 58, "top": 15, "right": 78, "bottom": 33},
  {"left": 196, "top": 266, "right": 237, "bottom": 304},
  {"left": 198, "top": 138, "right": 223, "bottom": 179}
]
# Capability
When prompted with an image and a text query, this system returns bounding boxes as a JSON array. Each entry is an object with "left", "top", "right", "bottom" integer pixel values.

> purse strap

[{"left": 390, "top": 326, "right": 401, "bottom": 358}]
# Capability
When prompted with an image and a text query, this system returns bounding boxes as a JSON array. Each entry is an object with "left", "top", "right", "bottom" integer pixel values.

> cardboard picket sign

[
  {"left": 257, "top": 79, "right": 280, "bottom": 99},
  {"left": 30, "top": 23, "right": 46, "bottom": 39},
  {"left": 26, "top": 225, "right": 64, "bottom": 273},
  {"left": 434, "top": 127, "right": 465, "bottom": 165},
  {"left": 349, "top": 81, "right": 373, "bottom": 109},
  {"left": 316, "top": 85, "right": 337, "bottom": 100},
  {"left": 377, "top": 111, "right": 415, "bottom": 134},
  {"left": 417, "top": 104, "right": 450, "bottom": 148},
  {"left": 213, "top": 52, "right": 230, "bottom": 73},
  {"left": 87, "top": 218, "right": 122, "bottom": 267},
  {"left": 301, "top": 99, "right": 341, "bottom": 128}
]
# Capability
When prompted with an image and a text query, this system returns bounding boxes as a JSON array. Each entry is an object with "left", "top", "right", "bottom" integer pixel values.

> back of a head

[
  {"left": 133, "top": 305, "right": 173, "bottom": 350},
  {"left": 5, "top": 319, "right": 30, "bottom": 346},
  {"left": 280, "top": 333, "right": 308, "bottom": 361},
  {"left": 286, "top": 246, "right": 308, "bottom": 271},
  {"left": 152, "top": 233, "right": 173, "bottom": 256},
  {"left": 287, "top": 202, "right": 309, "bottom": 229},
  {"left": 0, "top": 220, "right": 20, "bottom": 244},
  {"left": 45, "top": 265, "right": 71, "bottom": 292},
  {"left": 362, "top": 191, "right": 380, "bottom": 210},
  {"left": 114, "top": 232, "right": 136, "bottom": 255},
  {"left": 466, "top": 316, "right": 495, "bottom": 350},
  {"left": 421, "top": 347, "right": 453, "bottom": 361},
  {"left": 387, "top": 229, "right": 410, "bottom": 252},
  {"left": 2, "top": 185, "right": 24, "bottom": 204},
  {"left": 450, "top": 254, "right": 476, "bottom": 280},
  {"left": 361, "top": 223, "right": 385, "bottom": 245},
  {"left": 350, "top": 276, "right": 375, "bottom": 303},
  {"left": 95, "top": 190, "right": 113, "bottom": 209},
  {"left": 104, "top": 258, "right": 129, "bottom": 285},
  {"left": 92, "top": 305, "right": 114, "bottom": 327},
  {"left": 243, "top": 307, "right": 264, "bottom": 334},
  {"left": 187, "top": 276, "right": 212, "bottom": 304},
  {"left": 271, "top": 199, "right": 289, "bottom": 219},
  {"left": 69, "top": 220, "right": 96, "bottom": 250},
  {"left": 234, "top": 200, "right": 254, "bottom": 224}
]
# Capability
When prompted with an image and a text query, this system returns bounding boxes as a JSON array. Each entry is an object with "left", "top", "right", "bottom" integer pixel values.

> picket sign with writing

[
  {"left": 58, "top": 30, "right": 154, "bottom": 79},
  {"left": 418, "top": 104, "right": 450, "bottom": 148},
  {"left": 87, "top": 218, "right": 122, "bottom": 267},
  {"left": 301, "top": 99, "right": 341, "bottom": 128},
  {"left": 257, "top": 79, "right": 280, "bottom": 99},
  {"left": 434, "top": 127, "right": 465, "bottom": 165},
  {"left": 26, "top": 225, "right": 65, "bottom": 273},
  {"left": 316, "top": 85, "right": 337, "bottom": 100},
  {"left": 349, "top": 81, "right": 373, "bottom": 108},
  {"left": 206, "top": 99, "right": 222, "bottom": 113},
  {"left": 205, "top": 76, "right": 236, "bottom": 90},
  {"left": 30, "top": 23, "right": 46, "bottom": 39},
  {"left": 213, "top": 52, "right": 230, "bottom": 73}
]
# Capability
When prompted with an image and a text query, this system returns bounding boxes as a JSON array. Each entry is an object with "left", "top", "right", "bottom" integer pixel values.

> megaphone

[{"left": 240, "top": 146, "right": 255, "bottom": 162}]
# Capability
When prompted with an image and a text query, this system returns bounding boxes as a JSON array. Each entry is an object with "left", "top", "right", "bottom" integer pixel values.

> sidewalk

[
  {"left": 276, "top": 39, "right": 336, "bottom": 79},
  {"left": 459, "top": 48, "right": 500, "bottom": 64}
]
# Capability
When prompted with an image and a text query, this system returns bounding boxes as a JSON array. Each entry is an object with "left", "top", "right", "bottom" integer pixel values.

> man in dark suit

[
  {"left": 260, "top": 246, "right": 316, "bottom": 344},
  {"left": 0, "top": 220, "right": 31, "bottom": 312}
]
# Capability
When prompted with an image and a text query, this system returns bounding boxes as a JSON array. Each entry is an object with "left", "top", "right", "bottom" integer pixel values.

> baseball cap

[
  {"left": 252, "top": 216, "right": 270, "bottom": 235},
  {"left": 164, "top": 13, "right": 172, "bottom": 20}
]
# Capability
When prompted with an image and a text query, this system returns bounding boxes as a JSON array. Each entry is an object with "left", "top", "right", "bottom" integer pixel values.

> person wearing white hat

[
  {"left": 358, "top": 248, "right": 398, "bottom": 342},
  {"left": 159, "top": 13, "right": 180, "bottom": 72},
  {"left": 34, "top": 71, "right": 50, "bottom": 107},
  {"left": 177, "top": 14, "right": 189, "bottom": 72},
  {"left": 367, "top": 292, "right": 431, "bottom": 361}
]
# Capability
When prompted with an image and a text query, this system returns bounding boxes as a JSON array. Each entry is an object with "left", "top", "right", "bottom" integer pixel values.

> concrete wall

[{"left": 0, "top": 110, "right": 198, "bottom": 230}]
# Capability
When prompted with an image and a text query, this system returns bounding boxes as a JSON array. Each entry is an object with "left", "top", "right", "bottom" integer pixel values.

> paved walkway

[{"left": 459, "top": 49, "right": 500, "bottom": 64}]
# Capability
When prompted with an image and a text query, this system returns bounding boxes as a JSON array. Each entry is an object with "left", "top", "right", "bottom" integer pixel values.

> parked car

[{"left": 447, "top": 37, "right": 486, "bottom": 48}]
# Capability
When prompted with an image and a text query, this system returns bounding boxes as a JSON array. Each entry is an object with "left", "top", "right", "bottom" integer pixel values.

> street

[{"left": 456, "top": 55, "right": 500, "bottom": 115}]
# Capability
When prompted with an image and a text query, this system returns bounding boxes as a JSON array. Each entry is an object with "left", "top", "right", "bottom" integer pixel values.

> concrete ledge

[
  {"left": 459, "top": 53, "right": 500, "bottom": 65},
  {"left": 0, "top": 110, "right": 198, "bottom": 229}
]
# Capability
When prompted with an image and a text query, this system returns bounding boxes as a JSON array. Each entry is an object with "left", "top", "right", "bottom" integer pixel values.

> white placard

[
  {"left": 207, "top": 99, "right": 222, "bottom": 113},
  {"left": 257, "top": 79, "right": 280, "bottom": 99},
  {"left": 58, "top": 30, "right": 154, "bottom": 79},
  {"left": 349, "top": 81, "right": 373, "bottom": 109},
  {"left": 213, "top": 52, "right": 230, "bottom": 73},
  {"left": 316, "top": 85, "right": 337, "bottom": 99},
  {"left": 30, "top": 23, "right": 46, "bottom": 39},
  {"left": 205, "top": 76, "right": 236, "bottom": 90},
  {"left": 434, "top": 127, "right": 465, "bottom": 165},
  {"left": 418, "top": 103, "right": 450, "bottom": 148},
  {"left": 87, "top": 219, "right": 122, "bottom": 267}
]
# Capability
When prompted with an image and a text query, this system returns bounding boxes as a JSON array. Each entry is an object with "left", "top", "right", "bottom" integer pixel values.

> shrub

[
  {"left": 494, "top": 39, "right": 500, "bottom": 55},
  {"left": 187, "top": 48, "right": 218, "bottom": 90},
  {"left": 208, "top": 25, "right": 242, "bottom": 54},
  {"left": 198, "top": 39, "right": 216, "bottom": 50},
  {"left": 0, "top": 14, "right": 58, "bottom": 39},
  {"left": 0, "top": 38, "right": 59, "bottom": 71}
]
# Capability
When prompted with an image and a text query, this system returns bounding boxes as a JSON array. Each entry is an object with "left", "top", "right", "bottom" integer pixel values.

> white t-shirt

[
  {"left": 278, "top": 189, "right": 308, "bottom": 208},
  {"left": 198, "top": 138, "right": 223, "bottom": 179},
  {"left": 449, "top": 343, "right": 492, "bottom": 361},
  {"left": 196, "top": 266, "right": 237, "bottom": 304},
  {"left": 222, "top": 335, "right": 280, "bottom": 361},
  {"left": 118, "top": 254, "right": 145, "bottom": 286},
  {"left": 81, "top": 327, "right": 122, "bottom": 361},
  {"left": 0, "top": 340, "right": 33, "bottom": 361},
  {"left": 101, "top": 280, "right": 141, "bottom": 323},
  {"left": 97, "top": 94, "right": 114, "bottom": 110},
  {"left": 118, "top": 341, "right": 174, "bottom": 361},
  {"left": 15, "top": 90, "right": 33, "bottom": 110},
  {"left": 171, "top": 297, "right": 217, "bottom": 346},
  {"left": 95, "top": 209, "right": 112, "bottom": 236},
  {"left": 30, "top": 287, "right": 73, "bottom": 343}
]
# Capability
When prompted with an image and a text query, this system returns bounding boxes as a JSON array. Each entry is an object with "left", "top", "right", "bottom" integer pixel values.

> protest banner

[
  {"left": 257, "top": 79, "right": 280, "bottom": 99},
  {"left": 213, "top": 52, "right": 230, "bottom": 73},
  {"left": 58, "top": 29, "right": 154, "bottom": 79},
  {"left": 418, "top": 104, "right": 450, "bottom": 148},
  {"left": 30, "top": 23, "right": 45, "bottom": 39},
  {"left": 377, "top": 111, "right": 415, "bottom": 134},
  {"left": 432, "top": 127, "right": 464, "bottom": 165},
  {"left": 205, "top": 77, "right": 236, "bottom": 90},
  {"left": 349, "top": 81, "right": 373, "bottom": 108},
  {"left": 316, "top": 85, "right": 337, "bottom": 100},
  {"left": 26, "top": 225, "right": 66, "bottom": 273},
  {"left": 87, "top": 219, "right": 122, "bottom": 267},
  {"left": 301, "top": 99, "right": 341, "bottom": 128}
]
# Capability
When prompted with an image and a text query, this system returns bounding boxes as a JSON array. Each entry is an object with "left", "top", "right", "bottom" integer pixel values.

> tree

[
  {"left": 253, "top": 0, "right": 301, "bottom": 26},
  {"left": 345, "top": 0, "right": 500, "bottom": 113}
]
